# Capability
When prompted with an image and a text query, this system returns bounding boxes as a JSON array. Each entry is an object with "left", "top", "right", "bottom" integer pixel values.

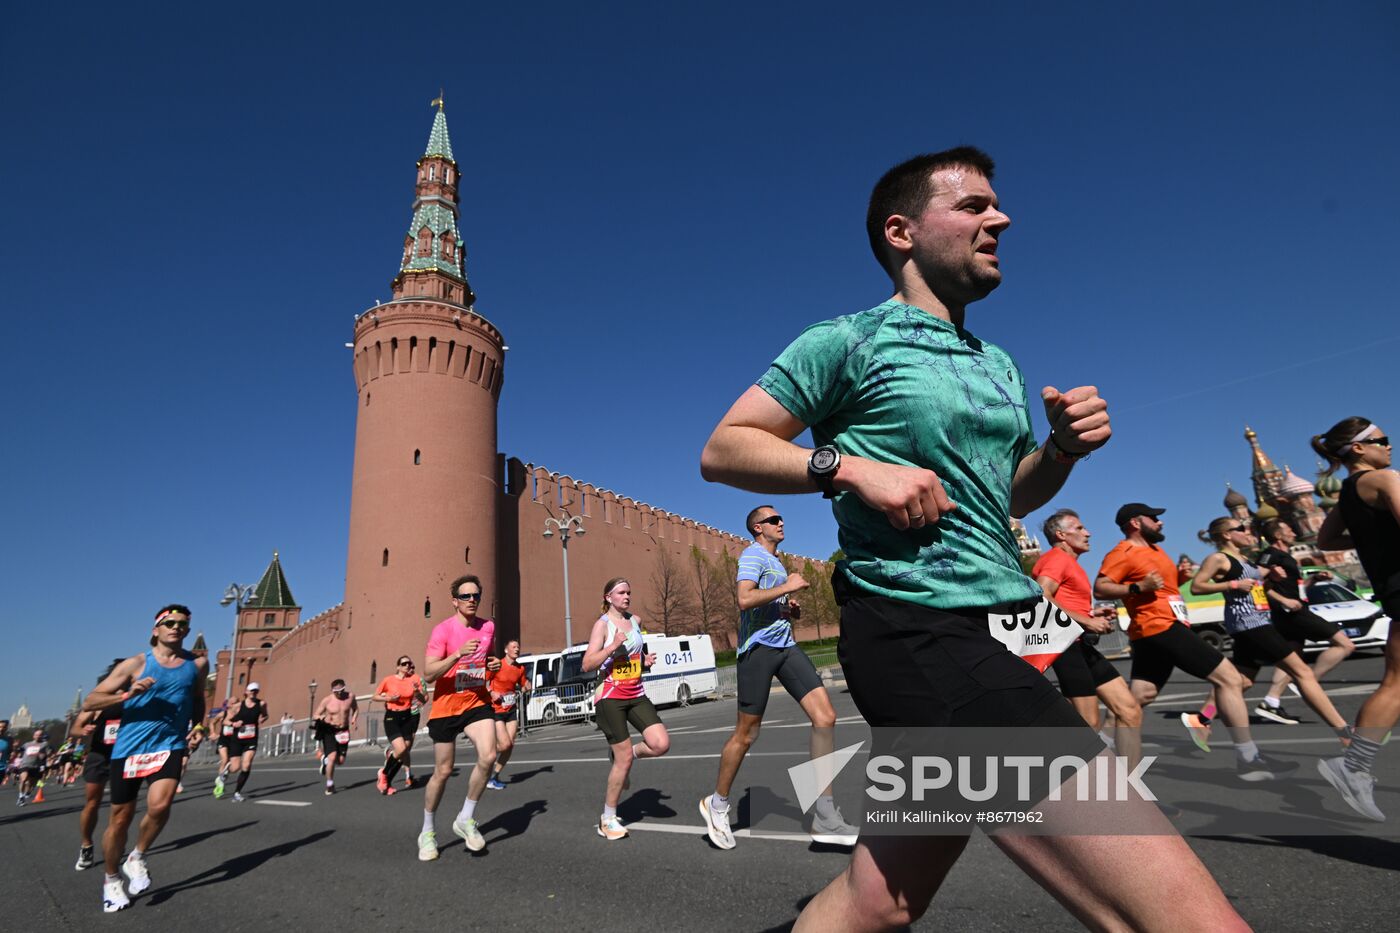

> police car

[{"left": 1301, "top": 579, "right": 1391, "bottom": 653}]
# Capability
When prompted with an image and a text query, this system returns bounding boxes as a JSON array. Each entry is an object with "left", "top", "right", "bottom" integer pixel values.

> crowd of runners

[{"left": 11, "top": 148, "right": 1397, "bottom": 931}]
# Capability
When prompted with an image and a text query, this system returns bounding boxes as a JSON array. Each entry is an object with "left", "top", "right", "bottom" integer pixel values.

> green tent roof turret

[
  {"left": 245, "top": 551, "right": 298, "bottom": 609},
  {"left": 424, "top": 108, "right": 456, "bottom": 163}
]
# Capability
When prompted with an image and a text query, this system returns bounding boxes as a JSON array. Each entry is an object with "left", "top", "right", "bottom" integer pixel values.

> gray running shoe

[
  {"left": 810, "top": 806, "right": 859, "bottom": 846},
  {"left": 1317, "top": 756, "right": 1385, "bottom": 822}
]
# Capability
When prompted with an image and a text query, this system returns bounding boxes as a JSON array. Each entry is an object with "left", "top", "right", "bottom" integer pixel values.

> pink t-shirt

[
  {"left": 1032, "top": 547, "right": 1093, "bottom": 615},
  {"left": 425, "top": 616, "right": 496, "bottom": 718}
]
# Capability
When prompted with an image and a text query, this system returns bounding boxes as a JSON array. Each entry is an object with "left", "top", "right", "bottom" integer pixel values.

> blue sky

[{"left": 2, "top": 3, "right": 1397, "bottom": 719}]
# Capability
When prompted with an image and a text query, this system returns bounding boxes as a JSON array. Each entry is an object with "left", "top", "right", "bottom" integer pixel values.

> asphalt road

[{"left": 4, "top": 655, "right": 1398, "bottom": 931}]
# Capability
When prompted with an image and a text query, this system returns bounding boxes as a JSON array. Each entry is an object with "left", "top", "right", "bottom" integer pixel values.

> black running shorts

[
  {"left": 83, "top": 750, "right": 112, "bottom": 785},
  {"left": 594, "top": 696, "right": 662, "bottom": 745},
  {"left": 1272, "top": 608, "right": 1341, "bottom": 648},
  {"left": 1050, "top": 638, "right": 1121, "bottom": 698},
  {"left": 1129, "top": 622, "right": 1225, "bottom": 689},
  {"left": 109, "top": 750, "right": 183, "bottom": 805},
  {"left": 426, "top": 704, "right": 494, "bottom": 743},
  {"left": 737, "top": 644, "right": 824, "bottom": 716},
  {"left": 837, "top": 591, "right": 1095, "bottom": 731},
  {"left": 1231, "top": 624, "right": 1295, "bottom": 677},
  {"left": 383, "top": 710, "right": 420, "bottom": 743}
]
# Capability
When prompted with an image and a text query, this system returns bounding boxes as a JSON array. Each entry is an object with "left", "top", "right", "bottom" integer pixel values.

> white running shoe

[
  {"left": 452, "top": 817, "right": 486, "bottom": 851},
  {"left": 103, "top": 877, "right": 130, "bottom": 913},
  {"left": 811, "top": 806, "right": 860, "bottom": 846},
  {"left": 699, "top": 796, "right": 736, "bottom": 849},
  {"left": 1287, "top": 683, "right": 1302, "bottom": 699},
  {"left": 76, "top": 844, "right": 95, "bottom": 871},
  {"left": 597, "top": 815, "right": 629, "bottom": 840},
  {"left": 121, "top": 851, "right": 151, "bottom": 894},
  {"left": 1317, "top": 756, "right": 1386, "bottom": 822},
  {"left": 417, "top": 830, "right": 439, "bottom": 861}
]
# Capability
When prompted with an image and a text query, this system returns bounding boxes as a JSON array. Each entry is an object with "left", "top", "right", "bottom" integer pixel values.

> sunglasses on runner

[
  {"left": 454, "top": 592, "right": 481, "bottom": 601},
  {"left": 158, "top": 619, "right": 190, "bottom": 630},
  {"left": 1228, "top": 526, "right": 1250, "bottom": 534},
  {"left": 1357, "top": 436, "right": 1391, "bottom": 447},
  {"left": 398, "top": 659, "right": 413, "bottom": 667},
  {"left": 757, "top": 515, "right": 784, "bottom": 526}
]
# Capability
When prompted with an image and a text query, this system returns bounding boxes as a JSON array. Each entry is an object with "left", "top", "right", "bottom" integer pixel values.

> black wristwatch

[
  {"left": 1128, "top": 583, "right": 1141, "bottom": 595},
  {"left": 808, "top": 445, "right": 841, "bottom": 499}
]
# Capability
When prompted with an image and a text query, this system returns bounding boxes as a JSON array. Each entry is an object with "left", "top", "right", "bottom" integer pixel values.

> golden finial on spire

[{"left": 431, "top": 89, "right": 445, "bottom": 112}]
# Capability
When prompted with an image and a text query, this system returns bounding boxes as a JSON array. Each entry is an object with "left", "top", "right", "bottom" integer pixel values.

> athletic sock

[
  {"left": 1345, "top": 734, "right": 1382, "bottom": 775},
  {"left": 383, "top": 756, "right": 402, "bottom": 782},
  {"left": 1262, "top": 696, "right": 1281, "bottom": 709},
  {"left": 1234, "top": 740, "right": 1260, "bottom": 763},
  {"left": 421, "top": 810, "right": 434, "bottom": 835},
  {"left": 105, "top": 873, "right": 121, "bottom": 884},
  {"left": 813, "top": 794, "right": 837, "bottom": 819},
  {"left": 234, "top": 771, "right": 250, "bottom": 793},
  {"left": 602, "top": 804, "right": 617, "bottom": 820},
  {"left": 1201, "top": 703, "right": 1218, "bottom": 721},
  {"left": 709, "top": 792, "right": 729, "bottom": 812},
  {"left": 456, "top": 797, "right": 477, "bottom": 823}
]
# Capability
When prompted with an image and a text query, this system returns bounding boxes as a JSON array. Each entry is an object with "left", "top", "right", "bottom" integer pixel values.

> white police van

[{"left": 639, "top": 633, "right": 718, "bottom": 707}]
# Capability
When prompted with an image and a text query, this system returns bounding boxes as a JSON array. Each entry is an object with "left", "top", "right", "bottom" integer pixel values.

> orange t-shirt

[
  {"left": 489, "top": 662, "right": 527, "bottom": 714},
  {"left": 1097, "top": 540, "right": 1187, "bottom": 640},
  {"left": 376, "top": 674, "right": 422, "bottom": 712}
]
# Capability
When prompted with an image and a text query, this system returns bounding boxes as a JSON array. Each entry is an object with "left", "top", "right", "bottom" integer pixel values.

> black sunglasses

[
  {"left": 454, "top": 592, "right": 481, "bottom": 601},
  {"left": 159, "top": 620, "right": 190, "bottom": 630},
  {"left": 1357, "top": 436, "right": 1391, "bottom": 447},
  {"left": 1228, "top": 525, "right": 1250, "bottom": 533},
  {"left": 397, "top": 659, "right": 413, "bottom": 666},
  {"left": 757, "top": 515, "right": 784, "bottom": 526}
]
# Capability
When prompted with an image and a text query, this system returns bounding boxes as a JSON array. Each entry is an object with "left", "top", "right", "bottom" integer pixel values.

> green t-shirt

[{"left": 757, "top": 300, "right": 1041, "bottom": 610}]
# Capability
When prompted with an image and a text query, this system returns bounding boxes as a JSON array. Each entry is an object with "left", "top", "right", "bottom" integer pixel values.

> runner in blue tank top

[{"left": 82, "top": 604, "right": 206, "bottom": 913}]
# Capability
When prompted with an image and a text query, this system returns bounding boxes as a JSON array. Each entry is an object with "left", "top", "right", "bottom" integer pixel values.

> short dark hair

[
  {"left": 745, "top": 504, "right": 776, "bottom": 538},
  {"left": 450, "top": 575, "right": 481, "bottom": 598},
  {"left": 866, "top": 147, "right": 996, "bottom": 275},
  {"left": 1042, "top": 509, "right": 1079, "bottom": 543},
  {"left": 331, "top": 678, "right": 346, "bottom": 688}
]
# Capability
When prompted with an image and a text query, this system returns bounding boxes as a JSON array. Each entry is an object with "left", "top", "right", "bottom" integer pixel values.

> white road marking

[
  {"left": 254, "top": 800, "right": 312, "bottom": 807},
  {"left": 625, "top": 822, "right": 813, "bottom": 843}
]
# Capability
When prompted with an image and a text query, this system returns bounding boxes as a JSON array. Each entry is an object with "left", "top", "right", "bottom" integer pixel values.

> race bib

[
  {"left": 499, "top": 693, "right": 517, "bottom": 709},
  {"left": 222, "top": 724, "right": 235, "bottom": 737},
  {"left": 334, "top": 730, "right": 350, "bottom": 745},
  {"left": 103, "top": 722, "right": 120, "bottom": 745},
  {"left": 455, "top": 665, "right": 487, "bottom": 690},
  {"left": 122, "top": 750, "right": 170, "bottom": 779},
  {"left": 1168, "top": 597, "right": 1190, "bottom": 623},
  {"left": 238, "top": 724, "right": 257, "bottom": 740},
  {"left": 1250, "top": 584, "right": 1270, "bottom": 611},
  {"left": 986, "top": 599, "right": 1081, "bottom": 672},
  {"left": 611, "top": 659, "right": 642, "bottom": 681}
]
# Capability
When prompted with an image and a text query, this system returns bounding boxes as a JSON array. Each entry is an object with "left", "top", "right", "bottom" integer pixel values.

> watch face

[{"left": 811, "top": 447, "right": 839, "bottom": 473}]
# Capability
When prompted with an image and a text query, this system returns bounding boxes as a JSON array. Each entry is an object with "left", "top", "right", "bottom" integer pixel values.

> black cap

[{"left": 1115, "top": 503, "right": 1165, "bottom": 527}]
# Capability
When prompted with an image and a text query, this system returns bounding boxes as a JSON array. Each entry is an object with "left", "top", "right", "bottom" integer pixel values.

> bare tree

[
  {"left": 647, "top": 546, "right": 694, "bottom": 636},
  {"left": 689, "top": 546, "right": 736, "bottom": 648}
]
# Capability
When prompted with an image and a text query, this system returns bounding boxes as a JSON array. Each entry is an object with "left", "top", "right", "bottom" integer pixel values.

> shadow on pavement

[
  {"left": 502, "top": 766, "right": 554, "bottom": 784},
  {"left": 619, "top": 788, "right": 676, "bottom": 823},
  {"left": 145, "top": 829, "right": 336, "bottom": 905},
  {"left": 478, "top": 799, "right": 548, "bottom": 845},
  {"left": 1196, "top": 834, "right": 1400, "bottom": 870},
  {"left": 147, "top": 821, "right": 258, "bottom": 855}
]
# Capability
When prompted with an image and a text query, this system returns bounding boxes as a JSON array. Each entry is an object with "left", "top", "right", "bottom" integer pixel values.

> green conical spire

[
  {"left": 245, "top": 551, "right": 297, "bottom": 609},
  {"left": 424, "top": 108, "right": 455, "bottom": 163}
]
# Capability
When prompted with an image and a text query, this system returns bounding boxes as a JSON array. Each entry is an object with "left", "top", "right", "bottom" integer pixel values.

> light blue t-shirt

[
  {"left": 112, "top": 651, "right": 200, "bottom": 759},
  {"left": 757, "top": 300, "right": 1042, "bottom": 611},
  {"left": 737, "top": 544, "right": 797, "bottom": 655}
]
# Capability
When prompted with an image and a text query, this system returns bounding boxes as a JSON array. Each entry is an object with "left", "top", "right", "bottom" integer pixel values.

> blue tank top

[
  {"left": 1220, "top": 554, "right": 1273, "bottom": 635},
  {"left": 112, "top": 651, "right": 199, "bottom": 758}
]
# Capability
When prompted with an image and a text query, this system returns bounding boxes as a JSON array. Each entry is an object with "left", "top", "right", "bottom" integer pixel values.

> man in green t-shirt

[{"left": 700, "top": 148, "right": 1244, "bottom": 932}]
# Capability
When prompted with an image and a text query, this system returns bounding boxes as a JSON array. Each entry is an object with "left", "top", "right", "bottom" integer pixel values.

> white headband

[
  {"left": 606, "top": 581, "right": 629, "bottom": 597},
  {"left": 1341, "top": 423, "right": 1380, "bottom": 450}
]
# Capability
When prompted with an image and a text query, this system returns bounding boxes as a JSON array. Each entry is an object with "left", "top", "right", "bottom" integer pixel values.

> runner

[
  {"left": 1314, "top": 417, "right": 1399, "bottom": 820},
  {"left": 1189, "top": 518, "right": 1350, "bottom": 742},
  {"left": 1033, "top": 509, "right": 1144, "bottom": 772},
  {"left": 210, "top": 701, "right": 233, "bottom": 791},
  {"left": 312, "top": 678, "right": 359, "bottom": 795},
  {"left": 1257, "top": 519, "right": 1355, "bottom": 716},
  {"left": 73, "top": 660, "right": 126, "bottom": 870},
  {"left": 700, "top": 506, "right": 856, "bottom": 849},
  {"left": 177, "top": 722, "right": 206, "bottom": 793},
  {"left": 583, "top": 578, "right": 669, "bottom": 841},
  {"left": 214, "top": 684, "right": 267, "bottom": 802},
  {"left": 15, "top": 729, "right": 49, "bottom": 805},
  {"left": 81, "top": 604, "right": 205, "bottom": 913},
  {"left": 487, "top": 639, "right": 529, "bottom": 790},
  {"left": 1096, "top": 504, "right": 1282, "bottom": 780},
  {"left": 0, "top": 721, "right": 10, "bottom": 794},
  {"left": 699, "top": 149, "right": 1247, "bottom": 931},
  {"left": 375, "top": 656, "right": 427, "bottom": 794},
  {"left": 416, "top": 574, "right": 502, "bottom": 860},
  {"left": 56, "top": 739, "right": 77, "bottom": 786}
]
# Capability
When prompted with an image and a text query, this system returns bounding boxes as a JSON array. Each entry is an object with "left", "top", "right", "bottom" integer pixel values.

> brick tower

[{"left": 343, "top": 101, "right": 506, "bottom": 634}]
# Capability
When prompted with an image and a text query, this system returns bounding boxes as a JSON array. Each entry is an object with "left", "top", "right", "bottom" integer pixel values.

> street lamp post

[
  {"left": 220, "top": 583, "right": 257, "bottom": 702},
  {"left": 542, "top": 512, "right": 586, "bottom": 649},
  {"left": 306, "top": 679, "right": 318, "bottom": 751}
]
